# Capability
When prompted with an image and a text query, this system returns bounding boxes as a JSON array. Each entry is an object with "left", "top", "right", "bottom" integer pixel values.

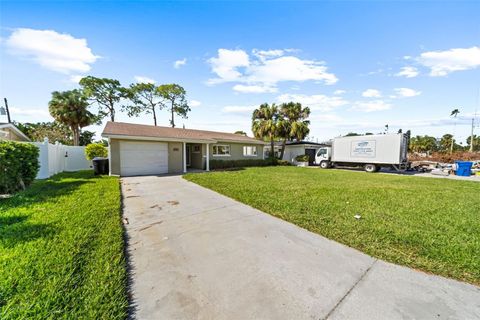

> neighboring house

[
  {"left": 102, "top": 122, "right": 266, "bottom": 176},
  {"left": 0, "top": 123, "right": 31, "bottom": 142},
  {"left": 264, "top": 141, "right": 329, "bottom": 165}
]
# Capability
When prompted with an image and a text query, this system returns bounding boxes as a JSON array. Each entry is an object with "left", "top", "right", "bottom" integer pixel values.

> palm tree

[
  {"left": 277, "top": 102, "right": 310, "bottom": 159},
  {"left": 252, "top": 103, "right": 279, "bottom": 158},
  {"left": 48, "top": 90, "right": 95, "bottom": 146},
  {"left": 450, "top": 108, "right": 460, "bottom": 153}
]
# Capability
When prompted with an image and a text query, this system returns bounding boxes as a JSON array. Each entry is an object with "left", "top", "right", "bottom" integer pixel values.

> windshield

[{"left": 317, "top": 148, "right": 327, "bottom": 156}]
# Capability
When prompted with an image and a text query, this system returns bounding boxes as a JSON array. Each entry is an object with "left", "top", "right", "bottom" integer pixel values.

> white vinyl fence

[{"left": 32, "top": 138, "right": 93, "bottom": 179}]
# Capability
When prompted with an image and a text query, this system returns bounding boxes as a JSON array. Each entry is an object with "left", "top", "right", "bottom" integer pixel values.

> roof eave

[{"left": 102, "top": 133, "right": 217, "bottom": 144}]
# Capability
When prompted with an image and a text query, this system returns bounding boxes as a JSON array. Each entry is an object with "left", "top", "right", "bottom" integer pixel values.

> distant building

[{"left": 0, "top": 123, "right": 31, "bottom": 142}]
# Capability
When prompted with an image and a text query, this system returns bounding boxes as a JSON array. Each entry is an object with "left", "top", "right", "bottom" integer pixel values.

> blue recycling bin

[{"left": 455, "top": 161, "right": 473, "bottom": 176}]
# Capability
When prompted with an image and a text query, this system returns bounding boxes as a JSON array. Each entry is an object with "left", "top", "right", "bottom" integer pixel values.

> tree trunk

[
  {"left": 72, "top": 126, "right": 79, "bottom": 146},
  {"left": 170, "top": 103, "right": 175, "bottom": 128},
  {"left": 110, "top": 107, "right": 115, "bottom": 122},
  {"left": 152, "top": 106, "right": 157, "bottom": 126},
  {"left": 279, "top": 138, "right": 287, "bottom": 160}
]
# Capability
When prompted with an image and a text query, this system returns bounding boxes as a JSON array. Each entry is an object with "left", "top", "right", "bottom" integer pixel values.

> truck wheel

[
  {"left": 364, "top": 164, "right": 377, "bottom": 173},
  {"left": 320, "top": 161, "right": 329, "bottom": 169}
]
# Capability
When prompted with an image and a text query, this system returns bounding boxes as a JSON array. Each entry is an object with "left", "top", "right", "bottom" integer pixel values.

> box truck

[{"left": 315, "top": 133, "right": 409, "bottom": 172}]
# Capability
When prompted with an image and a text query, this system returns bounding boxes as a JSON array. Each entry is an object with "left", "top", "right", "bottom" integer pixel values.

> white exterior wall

[
  {"left": 31, "top": 139, "right": 92, "bottom": 179},
  {"left": 283, "top": 145, "right": 305, "bottom": 162}
]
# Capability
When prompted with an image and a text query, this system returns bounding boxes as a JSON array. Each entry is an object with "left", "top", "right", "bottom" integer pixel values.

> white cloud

[
  {"left": 69, "top": 75, "right": 83, "bottom": 83},
  {"left": 417, "top": 46, "right": 480, "bottom": 76},
  {"left": 207, "top": 49, "right": 250, "bottom": 84},
  {"left": 247, "top": 56, "right": 338, "bottom": 85},
  {"left": 5, "top": 28, "right": 98, "bottom": 74},
  {"left": 221, "top": 105, "right": 256, "bottom": 114},
  {"left": 9, "top": 107, "right": 50, "bottom": 117},
  {"left": 189, "top": 100, "right": 201, "bottom": 107},
  {"left": 393, "top": 87, "right": 421, "bottom": 98},
  {"left": 276, "top": 93, "right": 348, "bottom": 112},
  {"left": 174, "top": 58, "right": 187, "bottom": 68},
  {"left": 333, "top": 90, "right": 346, "bottom": 95},
  {"left": 395, "top": 66, "right": 419, "bottom": 78},
  {"left": 133, "top": 76, "right": 156, "bottom": 84},
  {"left": 351, "top": 100, "right": 392, "bottom": 112},
  {"left": 207, "top": 48, "right": 337, "bottom": 91},
  {"left": 252, "top": 49, "right": 285, "bottom": 60},
  {"left": 362, "top": 89, "right": 382, "bottom": 98},
  {"left": 233, "top": 84, "right": 277, "bottom": 93}
]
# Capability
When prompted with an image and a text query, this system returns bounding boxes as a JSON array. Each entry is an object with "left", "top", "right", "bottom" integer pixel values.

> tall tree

[
  {"left": 125, "top": 83, "right": 164, "bottom": 126},
  {"left": 466, "top": 135, "right": 480, "bottom": 152},
  {"left": 48, "top": 90, "right": 95, "bottom": 146},
  {"left": 450, "top": 108, "right": 460, "bottom": 153},
  {"left": 277, "top": 102, "right": 310, "bottom": 159},
  {"left": 79, "top": 76, "right": 126, "bottom": 122},
  {"left": 14, "top": 121, "right": 72, "bottom": 144},
  {"left": 409, "top": 135, "right": 438, "bottom": 153},
  {"left": 252, "top": 103, "right": 279, "bottom": 158},
  {"left": 440, "top": 134, "right": 455, "bottom": 152},
  {"left": 79, "top": 130, "right": 96, "bottom": 146},
  {"left": 157, "top": 84, "right": 190, "bottom": 128}
]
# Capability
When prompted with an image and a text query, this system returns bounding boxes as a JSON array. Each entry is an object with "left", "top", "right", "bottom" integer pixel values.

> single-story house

[
  {"left": 102, "top": 122, "right": 266, "bottom": 176},
  {"left": 264, "top": 141, "right": 330, "bottom": 165},
  {"left": 0, "top": 123, "right": 31, "bottom": 142}
]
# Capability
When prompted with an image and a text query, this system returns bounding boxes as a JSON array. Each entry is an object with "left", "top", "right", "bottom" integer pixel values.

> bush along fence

[
  {"left": 0, "top": 140, "right": 40, "bottom": 193},
  {"left": 31, "top": 138, "right": 92, "bottom": 179}
]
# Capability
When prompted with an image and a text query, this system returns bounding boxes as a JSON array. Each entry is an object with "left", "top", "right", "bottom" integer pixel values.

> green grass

[
  {"left": 184, "top": 167, "right": 480, "bottom": 285},
  {"left": 0, "top": 171, "right": 128, "bottom": 319}
]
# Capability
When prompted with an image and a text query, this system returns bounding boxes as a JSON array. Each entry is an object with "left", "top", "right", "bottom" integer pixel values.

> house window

[
  {"left": 213, "top": 144, "right": 230, "bottom": 156},
  {"left": 193, "top": 145, "right": 201, "bottom": 153},
  {"left": 243, "top": 146, "right": 257, "bottom": 156}
]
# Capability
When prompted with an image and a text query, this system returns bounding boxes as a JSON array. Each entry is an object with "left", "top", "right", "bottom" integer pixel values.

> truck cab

[{"left": 315, "top": 147, "right": 331, "bottom": 168}]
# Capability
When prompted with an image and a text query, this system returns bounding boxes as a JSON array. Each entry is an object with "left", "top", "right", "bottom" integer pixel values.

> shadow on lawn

[
  {"left": 0, "top": 174, "right": 97, "bottom": 211},
  {"left": 0, "top": 215, "right": 57, "bottom": 248}
]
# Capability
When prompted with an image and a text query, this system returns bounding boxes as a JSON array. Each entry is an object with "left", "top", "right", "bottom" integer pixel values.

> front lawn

[
  {"left": 184, "top": 167, "right": 480, "bottom": 285},
  {"left": 0, "top": 171, "right": 128, "bottom": 319}
]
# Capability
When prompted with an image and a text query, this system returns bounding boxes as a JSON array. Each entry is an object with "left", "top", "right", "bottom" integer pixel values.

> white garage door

[{"left": 120, "top": 141, "right": 169, "bottom": 176}]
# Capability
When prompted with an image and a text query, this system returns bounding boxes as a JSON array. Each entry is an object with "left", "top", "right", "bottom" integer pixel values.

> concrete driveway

[{"left": 121, "top": 175, "right": 480, "bottom": 320}]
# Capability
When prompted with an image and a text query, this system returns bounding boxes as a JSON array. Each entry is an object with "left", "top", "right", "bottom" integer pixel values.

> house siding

[
  {"left": 210, "top": 142, "right": 263, "bottom": 161},
  {"left": 1, "top": 128, "right": 24, "bottom": 141},
  {"left": 110, "top": 139, "right": 121, "bottom": 175}
]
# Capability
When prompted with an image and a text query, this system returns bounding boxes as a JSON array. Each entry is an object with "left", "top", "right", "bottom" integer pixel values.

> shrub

[
  {"left": 0, "top": 141, "right": 39, "bottom": 194},
  {"left": 209, "top": 159, "right": 273, "bottom": 170},
  {"left": 85, "top": 143, "right": 108, "bottom": 160},
  {"left": 295, "top": 154, "right": 310, "bottom": 162},
  {"left": 276, "top": 160, "right": 291, "bottom": 166}
]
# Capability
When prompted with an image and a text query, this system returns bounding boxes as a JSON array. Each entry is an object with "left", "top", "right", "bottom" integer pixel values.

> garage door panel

[{"left": 120, "top": 141, "right": 169, "bottom": 176}]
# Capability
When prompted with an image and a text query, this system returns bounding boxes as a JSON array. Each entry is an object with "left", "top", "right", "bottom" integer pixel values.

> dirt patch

[{"left": 167, "top": 200, "right": 179, "bottom": 206}]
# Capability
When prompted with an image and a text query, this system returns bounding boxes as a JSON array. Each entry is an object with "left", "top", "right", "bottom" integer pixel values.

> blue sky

[{"left": 1, "top": 1, "right": 479, "bottom": 143}]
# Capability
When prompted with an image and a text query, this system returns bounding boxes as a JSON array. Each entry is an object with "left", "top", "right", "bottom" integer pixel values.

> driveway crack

[{"left": 321, "top": 259, "right": 378, "bottom": 320}]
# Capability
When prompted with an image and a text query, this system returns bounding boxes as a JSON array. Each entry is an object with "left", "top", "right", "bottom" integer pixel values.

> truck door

[{"left": 316, "top": 148, "right": 329, "bottom": 163}]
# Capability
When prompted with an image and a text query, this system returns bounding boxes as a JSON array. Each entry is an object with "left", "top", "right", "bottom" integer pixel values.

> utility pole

[
  {"left": 470, "top": 117, "right": 475, "bottom": 152},
  {"left": 3, "top": 98, "right": 11, "bottom": 123}
]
